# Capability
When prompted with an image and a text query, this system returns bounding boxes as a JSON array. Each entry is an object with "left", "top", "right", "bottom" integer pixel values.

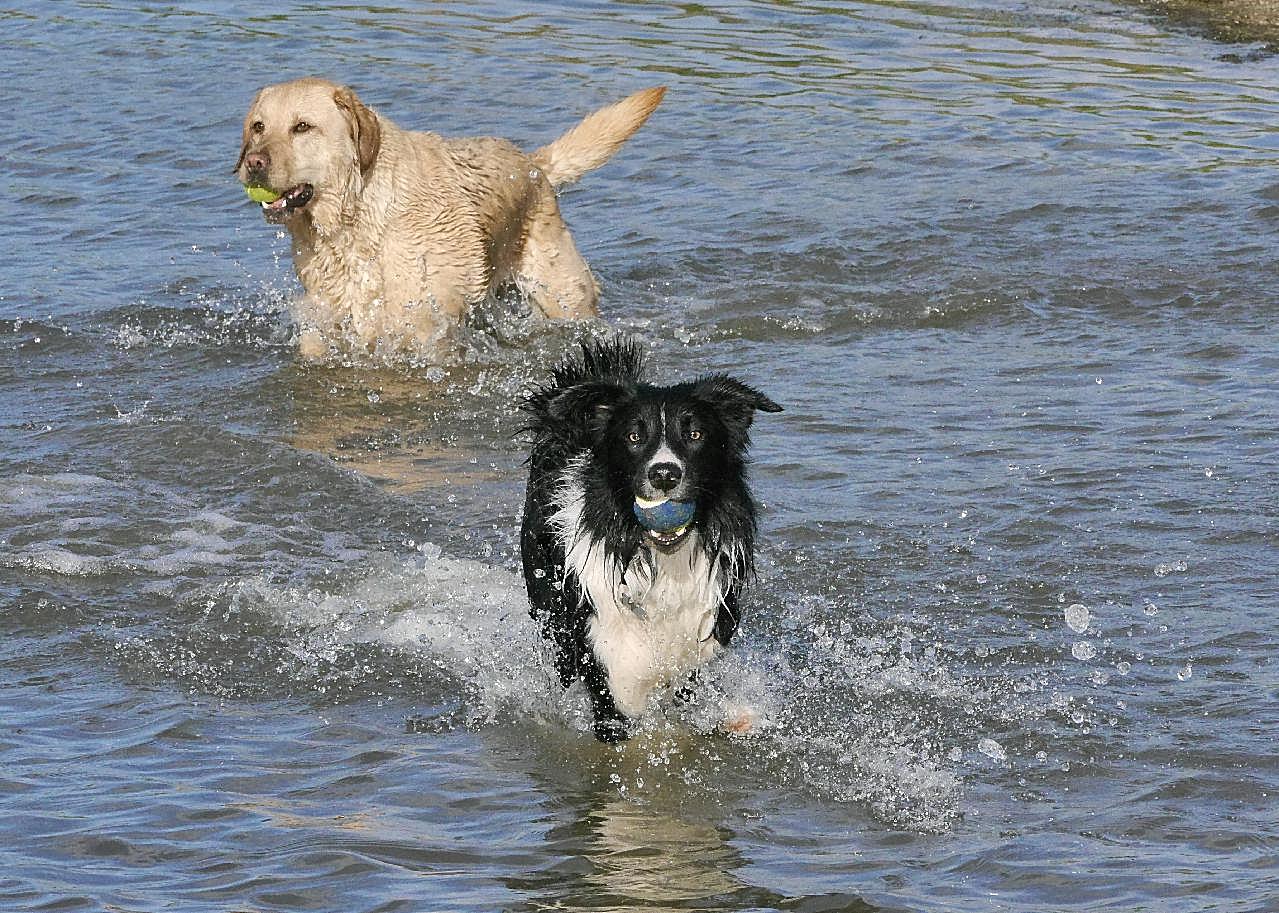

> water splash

[
  {"left": 1071, "top": 641, "right": 1097, "bottom": 661},
  {"left": 1064, "top": 602, "right": 1091, "bottom": 633}
]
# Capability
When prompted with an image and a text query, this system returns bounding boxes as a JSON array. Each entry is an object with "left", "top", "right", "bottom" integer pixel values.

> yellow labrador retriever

[{"left": 234, "top": 78, "right": 665, "bottom": 360}]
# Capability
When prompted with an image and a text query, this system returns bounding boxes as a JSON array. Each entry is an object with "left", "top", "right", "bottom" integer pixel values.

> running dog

[{"left": 520, "top": 340, "right": 781, "bottom": 741}]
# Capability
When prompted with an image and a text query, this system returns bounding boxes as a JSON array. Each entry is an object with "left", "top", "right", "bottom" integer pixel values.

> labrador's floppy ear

[
  {"left": 232, "top": 91, "right": 263, "bottom": 175},
  {"left": 693, "top": 374, "right": 782, "bottom": 443},
  {"left": 333, "top": 86, "right": 381, "bottom": 175}
]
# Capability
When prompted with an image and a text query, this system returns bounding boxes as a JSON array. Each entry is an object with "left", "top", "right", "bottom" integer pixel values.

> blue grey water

[{"left": 2, "top": 1, "right": 1277, "bottom": 911}]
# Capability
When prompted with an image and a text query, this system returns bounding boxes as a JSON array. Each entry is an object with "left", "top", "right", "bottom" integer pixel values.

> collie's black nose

[{"left": 647, "top": 462, "right": 683, "bottom": 492}]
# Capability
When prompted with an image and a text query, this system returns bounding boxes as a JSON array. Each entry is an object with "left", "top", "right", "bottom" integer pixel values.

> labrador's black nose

[{"left": 243, "top": 151, "right": 270, "bottom": 176}]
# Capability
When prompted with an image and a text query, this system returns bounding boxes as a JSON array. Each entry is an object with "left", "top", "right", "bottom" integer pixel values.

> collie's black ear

[
  {"left": 547, "top": 381, "right": 626, "bottom": 437},
  {"left": 693, "top": 375, "right": 782, "bottom": 436}
]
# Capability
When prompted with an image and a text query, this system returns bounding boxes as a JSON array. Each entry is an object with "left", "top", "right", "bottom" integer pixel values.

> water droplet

[
  {"left": 1116, "top": 661, "right": 1131, "bottom": 675},
  {"left": 366, "top": 391, "right": 380, "bottom": 404},
  {"left": 1143, "top": 602, "right": 1159, "bottom": 617},
  {"left": 1065, "top": 603, "right": 1090, "bottom": 633},
  {"left": 1176, "top": 662, "right": 1193, "bottom": 681},
  {"left": 1072, "top": 641, "right": 1096, "bottom": 661},
  {"left": 977, "top": 738, "right": 1007, "bottom": 762}
]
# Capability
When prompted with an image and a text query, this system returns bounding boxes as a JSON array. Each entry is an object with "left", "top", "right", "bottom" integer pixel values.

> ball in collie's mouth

[
  {"left": 249, "top": 183, "right": 314, "bottom": 222},
  {"left": 633, "top": 496, "right": 695, "bottom": 547}
]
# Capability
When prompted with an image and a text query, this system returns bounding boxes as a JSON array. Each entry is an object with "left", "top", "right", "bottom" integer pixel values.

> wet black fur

[{"left": 519, "top": 338, "right": 781, "bottom": 741}]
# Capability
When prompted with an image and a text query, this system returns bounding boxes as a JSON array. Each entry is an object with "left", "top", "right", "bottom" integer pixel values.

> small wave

[
  {"left": 3, "top": 534, "right": 240, "bottom": 581},
  {"left": 2, "top": 474, "right": 266, "bottom": 584},
  {"left": 108, "top": 288, "right": 294, "bottom": 352},
  {"left": 0, "top": 316, "right": 79, "bottom": 354},
  {"left": 6, "top": 547, "right": 112, "bottom": 578}
]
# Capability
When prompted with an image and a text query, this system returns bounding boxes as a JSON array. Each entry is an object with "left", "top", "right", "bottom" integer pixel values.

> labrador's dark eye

[
  {"left": 251, "top": 121, "right": 265, "bottom": 134},
  {"left": 292, "top": 121, "right": 313, "bottom": 135},
  {"left": 627, "top": 430, "right": 642, "bottom": 444}
]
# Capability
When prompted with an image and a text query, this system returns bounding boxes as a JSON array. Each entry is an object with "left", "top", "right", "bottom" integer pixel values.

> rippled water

[{"left": 3, "top": 2, "right": 1278, "bottom": 911}]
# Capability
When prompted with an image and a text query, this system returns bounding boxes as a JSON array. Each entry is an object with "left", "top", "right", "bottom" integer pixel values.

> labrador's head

[{"left": 234, "top": 78, "right": 380, "bottom": 223}]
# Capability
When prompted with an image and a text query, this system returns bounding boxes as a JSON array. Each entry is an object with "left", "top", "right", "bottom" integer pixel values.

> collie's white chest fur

[{"left": 550, "top": 459, "right": 724, "bottom": 718}]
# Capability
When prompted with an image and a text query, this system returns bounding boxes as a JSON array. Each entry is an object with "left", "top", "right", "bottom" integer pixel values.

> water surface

[{"left": 2, "top": 1, "right": 1277, "bottom": 911}]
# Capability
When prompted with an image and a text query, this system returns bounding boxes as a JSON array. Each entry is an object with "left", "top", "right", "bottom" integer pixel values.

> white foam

[
  {"left": 227, "top": 548, "right": 563, "bottom": 725},
  {"left": 1, "top": 472, "right": 116, "bottom": 505},
  {"left": 7, "top": 548, "right": 111, "bottom": 577}
]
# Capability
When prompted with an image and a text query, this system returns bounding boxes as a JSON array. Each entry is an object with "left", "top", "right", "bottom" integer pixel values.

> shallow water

[{"left": 3, "top": 1, "right": 1278, "bottom": 911}]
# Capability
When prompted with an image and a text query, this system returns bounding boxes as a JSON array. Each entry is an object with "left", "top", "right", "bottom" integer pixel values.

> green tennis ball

[{"left": 245, "top": 185, "right": 280, "bottom": 204}]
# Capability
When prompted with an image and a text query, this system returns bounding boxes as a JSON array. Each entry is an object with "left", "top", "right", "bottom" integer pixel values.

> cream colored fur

[{"left": 234, "top": 78, "right": 665, "bottom": 361}]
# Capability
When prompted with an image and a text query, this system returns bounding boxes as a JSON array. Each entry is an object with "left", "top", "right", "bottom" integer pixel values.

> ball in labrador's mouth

[
  {"left": 633, "top": 496, "right": 696, "bottom": 534},
  {"left": 245, "top": 185, "right": 281, "bottom": 204}
]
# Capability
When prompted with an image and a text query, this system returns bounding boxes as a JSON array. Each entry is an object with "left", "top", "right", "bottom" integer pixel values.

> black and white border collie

[{"left": 520, "top": 339, "right": 781, "bottom": 741}]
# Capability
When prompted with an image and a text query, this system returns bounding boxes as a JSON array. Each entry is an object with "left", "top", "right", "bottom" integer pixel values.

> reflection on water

[
  {"left": 279, "top": 363, "right": 502, "bottom": 493},
  {"left": 587, "top": 800, "right": 741, "bottom": 906}
]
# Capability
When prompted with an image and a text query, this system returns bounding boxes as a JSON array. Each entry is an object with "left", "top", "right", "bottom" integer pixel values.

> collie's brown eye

[
  {"left": 688, "top": 429, "right": 702, "bottom": 441},
  {"left": 292, "top": 121, "right": 313, "bottom": 135},
  {"left": 628, "top": 430, "right": 642, "bottom": 443},
  {"left": 251, "top": 121, "right": 265, "bottom": 134}
]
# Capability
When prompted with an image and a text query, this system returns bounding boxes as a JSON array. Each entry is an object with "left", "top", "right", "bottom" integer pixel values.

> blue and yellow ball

[{"left": 633, "top": 497, "right": 696, "bottom": 532}]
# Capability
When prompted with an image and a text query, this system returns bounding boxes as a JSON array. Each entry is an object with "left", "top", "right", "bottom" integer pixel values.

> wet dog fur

[
  {"left": 234, "top": 79, "right": 664, "bottom": 361},
  {"left": 520, "top": 340, "right": 781, "bottom": 741}
]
